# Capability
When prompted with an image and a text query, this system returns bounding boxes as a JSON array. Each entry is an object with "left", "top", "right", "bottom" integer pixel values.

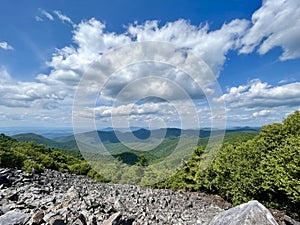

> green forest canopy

[{"left": 159, "top": 110, "right": 300, "bottom": 217}]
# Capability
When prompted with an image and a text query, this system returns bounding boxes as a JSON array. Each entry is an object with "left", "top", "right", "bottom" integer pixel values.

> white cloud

[
  {"left": 0, "top": 103, "right": 73, "bottom": 127},
  {"left": 0, "top": 41, "right": 13, "bottom": 50},
  {"left": 215, "top": 79, "right": 300, "bottom": 109},
  {"left": 0, "top": 68, "right": 71, "bottom": 109},
  {"left": 0, "top": 67, "right": 12, "bottom": 83},
  {"left": 35, "top": 16, "right": 43, "bottom": 22},
  {"left": 128, "top": 19, "right": 249, "bottom": 75},
  {"left": 53, "top": 10, "right": 74, "bottom": 25},
  {"left": 96, "top": 102, "right": 175, "bottom": 118},
  {"left": 240, "top": 0, "right": 300, "bottom": 60},
  {"left": 73, "top": 18, "right": 131, "bottom": 53},
  {"left": 278, "top": 77, "right": 296, "bottom": 84},
  {"left": 46, "top": 17, "right": 249, "bottom": 81},
  {"left": 100, "top": 62, "right": 207, "bottom": 102},
  {"left": 75, "top": 100, "right": 202, "bottom": 128},
  {"left": 252, "top": 109, "right": 274, "bottom": 117},
  {"left": 40, "top": 18, "right": 248, "bottom": 105},
  {"left": 40, "top": 19, "right": 131, "bottom": 87},
  {"left": 41, "top": 9, "right": 54, "bottom": 21}
]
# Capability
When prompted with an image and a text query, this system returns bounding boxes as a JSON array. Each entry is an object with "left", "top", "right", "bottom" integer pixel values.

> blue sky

[
  {"left": 0, "top": 0, "right": 261, "bottom": 80},
  {"left": 0, "top": 0, "right": 300, "bottom": 130}
]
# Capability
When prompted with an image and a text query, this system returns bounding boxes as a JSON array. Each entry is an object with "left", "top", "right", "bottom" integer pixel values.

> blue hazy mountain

[
  {"left": 0, "top": 127, "right": 73, "bottom": 139},
  {"left": 10, "top": 127, "right": 260, "bottom": 150}
]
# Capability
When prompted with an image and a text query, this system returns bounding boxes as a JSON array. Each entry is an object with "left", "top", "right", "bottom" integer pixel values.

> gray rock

[
  {"left": 1, "top": 167, "right": 298, "bottom": 225},
  {"left": 0, "top": 210, "right": 29, "bottom": 225},
  {"left": 66, "top": 186, "right": 79, "bottom": 200},
  {"left": 114, "top": 198, "right": 126, "bottom": 211},
  {"left": 88, "top": 215, "right": 97, "bottom": 225},
  {"left": 103, "top": 212, "right": 122, "bottom": 225},
  {"left": 43, "top": 212, "right": 58, "bottom": 222},
  {"left": 284, "top": 215, "right": 300, "bottom": 225},
  {"left": 30, "top": 210, "right": 44, "bottom": 225},
  {"left": 74, "top": 213, "right": 87, "bottom": 225},
  {"left": 208, "top": 200, "right": 278, "bottom": 225}
]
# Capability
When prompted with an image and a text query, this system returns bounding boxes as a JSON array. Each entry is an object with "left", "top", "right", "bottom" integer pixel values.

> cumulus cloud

[
  {"left": 0, "top": 68, "right": 71, "bottom": 109},
  {"left": 252, "top": 109, "right": 274, "bottom": 117},
  {"left": 2, "top": 16, "right": 240, "bottom": 128},
  {"left": 74, "top": 102, "right": 172, "bottom": 128},
  {"left": 74, "top": 100, "right": 202, "bottom": 128},
  {"left": 100, "top": 62, "right": 208, "bottom": 102},
  {"left": 41, "top": 19, "right": 131, "bottom": 87},
  {"left": 41, "top": 18, "right": 248, "bottom": 105},
  {"left": 95, "top": 102, "right": 175, "bottom": 118},
  {"left": 128, "top": 19, "right": 249, "bottom": 74},
  {"left": 47, "top": 17, "right": 249, "bottom": 78},
  {"left": 215, "top": 79, "right": 300, "bottom": 109},
  {"left": 240, "top": 0, "right": 300, "bottom": 60},
  {"left": 0, "top": 81, "right": 67, "bottom": 108},
  {"left": 0, "top": 41, "right": 13, "bottom": 50}
]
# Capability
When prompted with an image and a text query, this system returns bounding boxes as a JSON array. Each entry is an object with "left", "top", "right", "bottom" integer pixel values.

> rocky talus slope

[{"left": 0, "top": 168, "right": 299, "bottom": 225}]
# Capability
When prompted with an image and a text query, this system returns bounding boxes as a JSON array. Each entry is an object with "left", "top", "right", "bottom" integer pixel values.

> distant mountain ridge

[
  {"left": 11, "top": 127, "right": 260, "bottom": 150},
  {"left": 12, "top": 133, "right": 78, "bottom": 150},
  {"left": 12, "top": 133, "right": 57, "bottom": 145},
  {"left": 0, "top": 127, "right": 73, "bottom": 138}
]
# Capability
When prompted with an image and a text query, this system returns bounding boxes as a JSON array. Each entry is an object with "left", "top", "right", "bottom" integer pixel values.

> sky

[{"left": 0, "top": 0, "right": 300, "bottom": 130}]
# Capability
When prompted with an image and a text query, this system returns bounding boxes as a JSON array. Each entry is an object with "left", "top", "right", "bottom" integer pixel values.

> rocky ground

[{"left": 0, "top": 167, "right": 299, "bottom": 225}]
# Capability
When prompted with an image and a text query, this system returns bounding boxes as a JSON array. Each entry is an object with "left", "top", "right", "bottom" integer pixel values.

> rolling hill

[
  {"left": 11, "top": 128, "right": 258, "bottom": 167},
  {"left": 52, "top": 127, "right": 260, "bottom": 145},
  {"left": 12, "top": 127, "right": 259, "bottom": 155},
  {"left": 12, "top": 133, "right": 78, "bottom": 150}
]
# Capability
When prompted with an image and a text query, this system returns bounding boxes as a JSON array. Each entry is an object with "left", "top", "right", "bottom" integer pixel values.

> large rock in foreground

[{"left": 208, "top": 200, "right": 278, "bottom": 225}]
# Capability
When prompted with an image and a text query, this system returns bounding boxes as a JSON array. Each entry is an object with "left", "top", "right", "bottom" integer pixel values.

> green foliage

[
  {"left": 119, "top": 165, "right": 144, "bottom": 184},
  {"left": 22, "top": 159, "right": 44, "bottom": 174},
  {"left": 0, "top": 134, "right": 109, "bottom": 183},
  {"left": 157, "top": 146, "right": 204, "bottom": 190},
  {"left": 68, "top": 162, "right": 91, "bottom": 175},
  {"left": 58, "top": 149, "right": 84, "bottom": 160},
  {"left": 135, "top": 154, "right": 148, "bottom": 167},
  {"left": 87, "top": 169, "right": 110, "bottom": 182},
  {"left": 0, "top": 150, "right": 26, "bottom": 168},
  {"left": 160, "top": 111, "right": 300, "bottom": 216}
]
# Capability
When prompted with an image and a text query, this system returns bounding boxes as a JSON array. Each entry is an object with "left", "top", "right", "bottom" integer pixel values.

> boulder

[
  {"left": 0, "top": 210, "right": 29, "bottom": 225},
  {"left": 208, "top": 200, "right": 278, "bottom": 225},
  {"left": 284, "top": 215, "right": 300, "bottom": 225}
]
